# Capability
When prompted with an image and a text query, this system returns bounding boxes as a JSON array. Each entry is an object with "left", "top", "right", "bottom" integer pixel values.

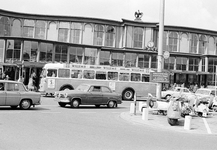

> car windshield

[
  {"left": 76, "top": 84, "right": 90, "bottom": 92},
  {"left": 195, "top": 89, "right": 210, "bottom": 95}
]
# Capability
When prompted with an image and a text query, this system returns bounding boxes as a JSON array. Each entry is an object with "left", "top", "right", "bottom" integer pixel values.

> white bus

[{"left": 39, "top": 63, "right": 157, "bottom": 100}]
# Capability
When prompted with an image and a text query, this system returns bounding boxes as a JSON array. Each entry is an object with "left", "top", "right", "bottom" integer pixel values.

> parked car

[
  {"left": 195, "top": 88, "right": 217, "bottom": 99},
  {"left": 161, "top": 87, "right": 193, "bottom": 98},
  {"left": 0, "top": 80, "right": 41, "bottom": 109},
  {"left": 54, "top": 84, "right": 122, "bottom": 108}
]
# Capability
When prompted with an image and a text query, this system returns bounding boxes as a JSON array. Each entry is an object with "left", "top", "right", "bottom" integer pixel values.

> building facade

[{"left": 0, "top": 9, "right": 216, "bottom": 88}]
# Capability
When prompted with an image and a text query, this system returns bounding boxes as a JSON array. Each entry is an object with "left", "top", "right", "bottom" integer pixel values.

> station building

[{"left": 0, "top": 9, "right": 216, "bottom": 88}]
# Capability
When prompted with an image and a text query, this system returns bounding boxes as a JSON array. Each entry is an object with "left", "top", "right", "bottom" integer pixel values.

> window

[
  {"left": 69, "top": 47, "right": 83, "bottom": 64},
  {"left": 133, "top": 27, "right": 143, "bottom": 48},
  {"left": 71, "top": 70, "right": 82, "bottom": 78},
  {"left": 142, "top": 74, "right": 149, "bottom": 82},
  {"left": 199, "top": 35, "right": 207, "bottom": 54},
  {"left": 47, "top": 22, "right": 58, "bottom": 41},
  {"left": 108, "top": 72, "right": 118, "bottom": 80},
  {"left": 168, "top": 32, "right": 178, "bottom": 52},
  {"left": 131, "top": 73, "right": 141, "bottom": 82},
  {"left": 151, "top": 55, "right": 157, "bottom": 68},
  {"left": 164, "top": 57, "right": 175, "bottom": 70},
  {"left": 138, "top": 54, "right": 149, "bottom": 68},
  {"left": 55, "top": 44, "right": 68, "bottom": 62},
  {"left": 91, "top": 86, "right": 101, "bottom": 92},
  {"left": 94, "top": 24, "right": 104, "bottom": 46},
  {"left": 47, "top": 69, "right": 57, "bottom": 77},
  {"left": 202, "top": 58, "right": 205, "bottom": 72},
  {"left": 39, "top": 43, "right": 53, "bottom": 62},
  {"left": 101, "top": 86, "right": 111, "bottom": 93},
  {"left": 119, "top": 73, "right": 129, "bottom": 81},
  {"left": 111, "top": 52, "right": 123, "bottom": 67},
  {"left": 23, "top": 19, "right": 34, "bottom": 38},
  {"left": 71, "top": 23, "right": 82, "bottom": 44},
  {"left": 125, "top": 53, "right": 137, "bottom": 67},
  {"left": 23, "top": 41, "right": 38, "bottom": 62},
  {"left": 58, "top": 69, "right": 70, "bottom": 78},
  {"left": 0, "top": 16, "right": 10, "bottom": 36},
  {"left": 105, "top": 26, "right": 115, "bottom": 47},
  {"left": 189, "top": 58, "right": 199, "bottom": 71},
  {"left": 176, "top": 57, "right": 187, "bottom": 70},
  {"left": 0, "top": 82, "right": 4, "bottom": 90},
  {"left": 84, "top": 48, "right": 97, "bottom": 65},
  {"left": 7, "top": 83, "right": 19, "bottom": 91},
  {"left": 83, "top": 70, "right": 95, "bottom": 79},
  {"left": 100, "top": 51, "right": 110, "bottom": 65},
  {"left": 190, "top": 33, "right": 197, "bottom": 53},
  {"left": 0, "top": 40, "right": 4, "bottom": 62},
  {"left": 11, "top": 19, "right": 21, "bottom": 36},
  {"left": 96, "top": 71, "right": 106, "bottom": 80},
  {"left": 58, "top": 22, "right": 69, "bottom": 42},
  {"left": 35, "top": 20, "right": 46, "bottom": 39},
  {"left": 6, "top": 40, "right": 21, "bottom": 63}
]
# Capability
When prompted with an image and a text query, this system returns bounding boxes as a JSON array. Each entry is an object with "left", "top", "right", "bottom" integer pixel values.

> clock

[{"left": 147, "top": 41, "right": 154, "bottom": 48}]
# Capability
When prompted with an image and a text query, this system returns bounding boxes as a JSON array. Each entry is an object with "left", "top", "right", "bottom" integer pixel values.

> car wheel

[
  {"left": 71, "top": 99, "right": 80, "bottom": 108},
  {"left": 11, "top": 106, "right": 18, "bottom": 109},
  {"left": 107, "top": 101, "right": 115, "bottom": 108},
  {"left": 58, "top": 102, "right": 66, "bottom": 107},
  {"left": 20, "top": 100, "right": 31, "bottom": 110},
  {"left": 95, "top": 105, "right": 100, "bottom": 108},
  {"left": 122, "top": 89, "right": 134, "bottom": 100}
]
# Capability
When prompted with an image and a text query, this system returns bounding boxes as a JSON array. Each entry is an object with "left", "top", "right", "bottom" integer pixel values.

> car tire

[
  {"left": 58, "top": 102, "right": 66, "bottom": 107},
  {"left": 71, "top": 99, "right": 80, "bottom": 108},
  {"left": 20, "top": 100, "right": 31, "bottom": 110},
  {"left": 122, "top": 89, "right": 134, "bottom": 101},
  {"left": 95, "top": 105, "right": 100, "bottom": 108},
  {"left": 107, "top": 101, "right": 115, "bottom": 108}
]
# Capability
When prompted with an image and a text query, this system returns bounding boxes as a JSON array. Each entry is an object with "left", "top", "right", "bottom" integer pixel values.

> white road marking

[
  {"left": 41, "top": 112, "right": 61, "bottom": 113},
  {"left": 202, "top": 118, "right": 212, "bottom": 134},
  {"left": 79, "top": 112, "right": 96, "bottom": 113}
]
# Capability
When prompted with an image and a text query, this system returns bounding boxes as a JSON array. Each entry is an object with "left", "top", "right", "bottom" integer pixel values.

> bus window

[
  {"left": 142, "top": 74, "right": 149, "bottom": 82},
  {"left": 119, "top": 73, "right": 129, "bottom": 81},
  {"left": 108, "top": 72, "right": 118, "bottom": 81},
  {"left": 83, "top": 70, "right": 95, "bottom": 79},
  {"left": 96, "top": 71, "right": 106, "bottom": 80},
  {"left": 58, "top": 69, "right": 70, "bottom": 78},
  {"left": 71, "top": 70, "right": 82, "bottom": 79},
  {"left": 47, "top": 69, "right": 57, "bottom": 77},
  {"left": 131, "top": 73, "right": 141, "bottom": 82}
]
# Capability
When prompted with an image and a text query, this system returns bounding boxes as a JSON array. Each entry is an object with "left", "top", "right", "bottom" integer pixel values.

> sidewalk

[{"left": 120, "top": 109, "right": 217, "bottom": 135}]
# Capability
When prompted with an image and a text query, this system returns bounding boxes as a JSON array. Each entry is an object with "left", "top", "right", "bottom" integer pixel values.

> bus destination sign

[{"left": 150, "top": 72, "right": 169, "bottom": 83}]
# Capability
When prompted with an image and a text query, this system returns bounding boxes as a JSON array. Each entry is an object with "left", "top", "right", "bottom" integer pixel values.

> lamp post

[{"left": 156, "top": 0, "right": 165, "bottom": 99}]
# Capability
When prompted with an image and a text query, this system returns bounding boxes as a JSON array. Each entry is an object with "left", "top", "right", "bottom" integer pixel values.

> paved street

[{"left": 0, "top": 96, "right": 217, "bottom": 150}]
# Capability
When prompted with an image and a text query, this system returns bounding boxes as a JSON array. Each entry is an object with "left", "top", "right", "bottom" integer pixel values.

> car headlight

[{"left": 64, "top": 93, "right": 68, "bottom": 98}]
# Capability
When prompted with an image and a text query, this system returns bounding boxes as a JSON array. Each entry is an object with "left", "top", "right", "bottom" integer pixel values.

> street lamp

[{"left": 156, "top": 0, "right": 165, "bottom": 99}]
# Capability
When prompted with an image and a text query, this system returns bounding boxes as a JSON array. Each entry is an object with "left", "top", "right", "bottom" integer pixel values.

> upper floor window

[
  {"left": 202, "top": 58, "right": 205, "bottom": 72},
  {"left": 208, "top": 37, "right": 215, "bottom": 55},
  {"left": 55, "top": 44, "right": 68, "bottom": 62},
  {"left": 105, "top": 26, "right": 115, "bottom": 47},
  {"left": 176, "top": 57, "right": 187, "bottom": 70},
  {"left": 6, "top": 40, "right": 21, "bottom": 63},
  {"left": 164, "top": 57, "right": 175, "bottom": 70},
  {"left": 58, "top": 22, "right": 69, "bottom": 42},
  {"left": 125, "top": 53, "right": 137, "bottom": 67},
  {"left": 47, "top": 22, "right": 58, "bottom": 41},
  {"left": 39, "top": 43, "right": 53, "bottom": 62},
  {"left": 111, "top": 52, "right": 123, "bottom": 67},
  {"left": 11, "top": 19, "right": 21, "bottom": 36},
  {"left": 190, "top": 33, "right": 197, "bottom": 54},
  {"left": 35, "top": 20, "right": 46, "bottom": 39},
  {"left": 69, "top": 46, "right": 83, "bottom": 64},
  {"left": 71, "top": 23, "right": 82, "bottom": 44},
  {"left": 133, "top": 27, "right": 143, "bottom": 48},
  {"left": 94, "top": 24, "right": 104, "bottom": 46},
  {"left": 0, "top": 16, "right": 10, "bottom": 36},
  {"left": 138, "top": 54, "right": 149, "bottom": 68},
  {"left": 23, "top": 41, "right": 38, "bottom": 62},
  {"left": 151, "top": 54, "right": 157, "bottom": 68},
  {"left": 168, "top": 32, "right": 178, "bottom": 52},
  {"left": 99, "top": 51, "right": 110, "bottom": 65},
  {"left": 23, "top": 19, "right": 34, "bottom": 38},
  {"left": 189, "top": 57, "right": 199, "bottom": 71},
  {"left": 198, "top": 35, "right": 207, "bottom": 54},
  {"left": 84, "top": 48, "right": 97, "bottom": 65}
]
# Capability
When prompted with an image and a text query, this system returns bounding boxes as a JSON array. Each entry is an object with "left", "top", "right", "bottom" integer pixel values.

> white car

[
  {"left": 161, "top": 87, "right": 192, "bottom": 98},
  {"left": 195, "top": 88, "right": 217, "bottom": 99}
]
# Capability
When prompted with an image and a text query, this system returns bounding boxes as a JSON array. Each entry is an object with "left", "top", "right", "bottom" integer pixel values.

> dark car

[
  {"left": 54, "top": 84, "right": 122, "bottom": 108},
  {"left": 0, "top": 80, "right": 41, "bottom": 109}
]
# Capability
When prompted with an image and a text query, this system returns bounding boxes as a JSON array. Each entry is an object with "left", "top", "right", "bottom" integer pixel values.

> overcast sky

[{"left": 1, "top": 0, "right": 217, "bottom": 31}]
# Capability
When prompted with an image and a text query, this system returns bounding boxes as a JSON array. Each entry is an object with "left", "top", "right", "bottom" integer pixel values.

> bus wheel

[
  {"left": 122, "top": 89, "right": 134, "bottom": 100},
  {"left": 60, "top": 86, "right": 73, "bottom": 91}
]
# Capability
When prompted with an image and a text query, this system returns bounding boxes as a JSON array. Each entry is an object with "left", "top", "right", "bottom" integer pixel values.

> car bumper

[{"left": 54, "top": 97, "right": 70, "bottom": 103}]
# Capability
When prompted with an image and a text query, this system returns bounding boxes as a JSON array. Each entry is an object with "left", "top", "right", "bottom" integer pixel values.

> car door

[
  {"left": 5, "top": 83, "right": 21, "bottom": 106},
  {"left": 87, "top": 86, "right": 103, "bottom": 104},
  {"left": 101, "top": 86, "right": 114, "bottom": 103},
  {"left": 0, "top": 82, "right": 6, "bottom": 105}
]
